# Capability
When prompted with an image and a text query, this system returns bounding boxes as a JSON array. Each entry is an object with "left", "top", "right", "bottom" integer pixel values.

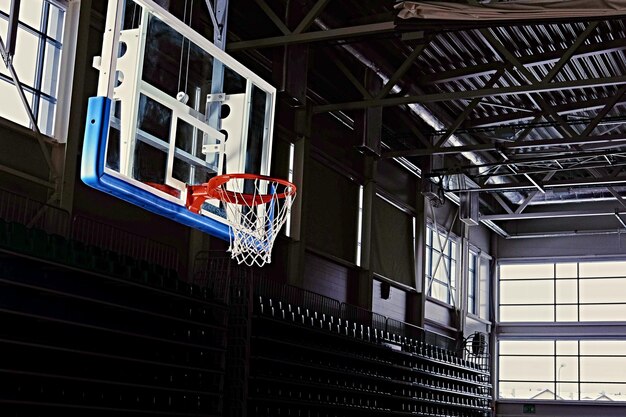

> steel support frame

[{"left": 311, "top": 75, "right": 626, "bottom": 113}]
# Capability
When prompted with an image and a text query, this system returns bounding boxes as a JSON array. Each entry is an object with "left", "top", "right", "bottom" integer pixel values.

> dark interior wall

[
  {"left": 496, "top": 232, "right": 626, "bottom": 259},
  {"left": 371, "top": 278, "right": 407, "bottom": 322},
  {"left": 302, "top": 251, "right": 356, "bottom": 304},
  {"left": 375, "top": 158, "right": 417, "bottom": 208},
  {"left": 304, "top": 158, "right": 360, "bottom": 262},
  {"left": 468, "top": 222, "right": 491, "bottom": 254},
  {"left": 0, "top": 123, "right": 53, "bottom": 200}
]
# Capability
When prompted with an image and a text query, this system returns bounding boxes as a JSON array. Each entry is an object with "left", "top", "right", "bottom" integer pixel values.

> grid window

[
  {"left": 499, "top": 261, "right": 626, "bottom": 322},
  {"left": 499, "top": 340, "right": 626, "bottom": 401},
  {"left": 0, "top": 0, "right": 66, "bottom": 136},
  {"left": 426, "top": 224, "right": 457, "bottom": 305},
  {"left": 468, "top": 251, "right": 478, "bottom": 315}
]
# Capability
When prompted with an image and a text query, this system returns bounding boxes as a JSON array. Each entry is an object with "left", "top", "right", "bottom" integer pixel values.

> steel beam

[
  {"left": 377, "top": 42, "right": 429, "bottom": 99},
  {"left": 254, "top": 0, "right": 290, "bottom": 35},
  {"left": 454, "top": 175, "right": 626, "bottom": 193},
  {"left": 293, "top": 0, "right": 331, "bottom": 34},
  {"left": 434, "top": 68, "right": 504, "bottom": 148},
  {"left": 467, "top": 97, "right": 626, "bottom": 128},
  {"left": 228, "top": 21, "right": 396, "bottom": 50},
  {"left": 312, "top": 75, "right": 626, "bottom": 113},
  {"left": 383, "top": 133, "right": 626, "bottom": 158},
  {"left": 581, "top": 85, "right": 626, "bottom": 137},
  {"left": 481, "top": 208, "right": 626, "bottom": 221}
]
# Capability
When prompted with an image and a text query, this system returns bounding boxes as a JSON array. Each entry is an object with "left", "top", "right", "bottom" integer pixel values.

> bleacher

[
  {"left": 1, "top": 188, "right": 492, "bottom": 417},
  {"left": 247, "top": 277, "right": 492, "bottom": 417},
  {"left": 0, "top": 189, "right": 228, "bottom": 416}
]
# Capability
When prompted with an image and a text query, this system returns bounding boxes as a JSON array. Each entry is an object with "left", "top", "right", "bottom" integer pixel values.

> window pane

[
  {"left": 556, "top": 357, "right": 578, "bottom": 382},
  {"left": 556, "top": 263, "right": 577, "bottom": 278},
  {"left": 430, "top": 281, "right": 447, "bottom": 303},
  {"left": 581, "top": 357, "right": 626, "bottom": 382},
  {"left": 500, "top": 263, "right": 553, "bottom": 280},
  {"left": 556, "top": 305, "right": 577, "bottom": 322},
  {"left": 0, "top": 18, "right": 8, "bottom": 77},
  {"left": 556, "top": 340, "right": 578, "bottom": 355},
  {"left": 12, "top": 28, "right": 40, "bottom": 87},
  {"left": 579, "top": 261, "right": 626, "bottom": 278},
  {"left": 580, "top": 278, "right": 626, "bottom": 303},
  {"left": 500, "top": 305, "right": 553, "bottom": 322},
  {"left": 557, "top": 383, "right": 578, "bottom": 400},
  {"left": 580, "top": 340, "right": 626, "bottom": 355},
  {"left": 0, "top": 0, "right": 9, "bottom": 12},
  {"left": 556, "top": 279, "right": 577, "bottom": 303},
  {"left": 580, "top": 383, "right": 626, "bottom": 401},
  {"left": 42, "top": 41, "right": 63, "bottom": 96},
  {"left": 500, "top": 356, "right": 554, "bottom": 381},
  {"left": 37, "top": 98, "right": 55, "bottom": 136},
  {"left": 499, "top": 381, "right": 553, "bottom": 400},
  {"left": 47, "top": 4, "right": 65, "bottom": 41},
  {"left": 500, "top": 340, "right": 554, "bottom": 355},
  {"left": 0, "top": 79, "right": 31, "bottom": 126},
  {"left": 501, "top": 280, "right": 554, "bottom": 304},
  {"left": 579, "top": 304, "right": 626, "bottom": 322},
  {"left": 19, "top": 0, "right": 43, "bottom": 29}
]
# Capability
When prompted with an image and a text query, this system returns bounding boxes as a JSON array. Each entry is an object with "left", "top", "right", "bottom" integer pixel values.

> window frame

[
  {"left": 425, "top": 222, "right": 458, "bottom": 305},
  {"left": 0, "top": 0, "right": 79, "bottom": 142},
  {"left": 496, "top": 257, "right": 626, "bottom": 404},
  {"left": 468, "top": 249, "right": 479, "bottom": 316}
]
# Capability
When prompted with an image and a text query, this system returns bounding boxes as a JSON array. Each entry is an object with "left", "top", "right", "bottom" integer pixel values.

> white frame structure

[{"left": 82, "top": 0, "right": 278, "bottom": 241}]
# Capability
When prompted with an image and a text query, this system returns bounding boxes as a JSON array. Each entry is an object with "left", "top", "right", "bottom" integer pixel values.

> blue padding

[{"left": 81, "top": 96, "right": 231, "bottom": 241}]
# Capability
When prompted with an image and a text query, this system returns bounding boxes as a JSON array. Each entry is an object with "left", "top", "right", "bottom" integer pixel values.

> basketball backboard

[{"left": 82, "top": 0, "right": 276, "bottom": 241}]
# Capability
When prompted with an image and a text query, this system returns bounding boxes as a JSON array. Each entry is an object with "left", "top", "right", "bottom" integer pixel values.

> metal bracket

[
  {"left": 202, "top": 143, "right": 224, "bottom": 154},
  {"left": 207, "top": 93, "right": 226, "bottom": 103}
]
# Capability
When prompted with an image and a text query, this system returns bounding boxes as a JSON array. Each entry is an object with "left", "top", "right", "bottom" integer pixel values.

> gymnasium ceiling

[{"left": 223, "top": 0, "right": 626, "bottom": 237}]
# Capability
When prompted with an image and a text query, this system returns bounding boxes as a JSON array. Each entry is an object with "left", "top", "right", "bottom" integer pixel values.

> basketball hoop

[{"left": 187, "top": 174, "right": 297, "bottom": 267}]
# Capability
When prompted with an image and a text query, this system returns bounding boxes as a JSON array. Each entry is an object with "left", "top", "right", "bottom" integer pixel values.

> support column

[
  {"left": 285, "top": 105, "right": 312, "bottom": 287},
  {"left": 356, "top": 156, "right": 375, "bottom": 309},
  {"left": 59, "top": 0, "right": 91, "bottom": 214},
  {"left": 354, "top": 68, "right": 382, "bottom": 310},
  {"left": 409, "top": 158, "right": 429, "bottom": 327}
]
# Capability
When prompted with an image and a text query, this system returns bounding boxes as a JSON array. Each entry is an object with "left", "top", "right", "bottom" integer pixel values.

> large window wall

[
  {"left": 498, "top": 260, "right": 626, "bottom": 403},
  {"left": 499, "top": 340, "right": 626, "bottom": 401},
  {"left": 500, "top": 261, "right": 626, "bottom": 322}
]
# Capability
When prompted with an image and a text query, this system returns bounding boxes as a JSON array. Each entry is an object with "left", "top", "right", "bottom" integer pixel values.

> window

[
  {"left": 426, "top": 224, "right": 457, "bottom": 304},
  {"left": 0, "top": 0, "right": 74, "bottom": 138},
  {"left": 498, "top": 260, "right": 626, "bottom": 403},
  {"left": 468, "top": 250, "right": 478, "bottom": 315},
  {"left": 499, "top": 261, "right": 626, "bottom": 322},
  {"left": 499, "top": 339, "right": 626, "bottom": 401}
]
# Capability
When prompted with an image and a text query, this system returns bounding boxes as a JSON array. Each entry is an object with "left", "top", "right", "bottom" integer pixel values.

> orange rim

[{"left": 206, "top": 173, "right": 297, "bottom": 206}]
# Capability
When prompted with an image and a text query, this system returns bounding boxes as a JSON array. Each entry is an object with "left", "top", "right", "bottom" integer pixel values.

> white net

[{"left": 214, "top": 175, "right": 296, "bottom": 267}]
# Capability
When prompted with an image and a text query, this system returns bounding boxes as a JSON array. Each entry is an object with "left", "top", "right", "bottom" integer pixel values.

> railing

[
  {"left": 193, "top": 250, "right": 461, "bottom": 355},
  {"left": 71, "top": 215, "right": 179, "bottom": 271},
  {"left": 0, "top": 188, "right": 182, "bottom": 273},
  {"left": 0, "top": 188, "right": 70, "bottom": 237}
]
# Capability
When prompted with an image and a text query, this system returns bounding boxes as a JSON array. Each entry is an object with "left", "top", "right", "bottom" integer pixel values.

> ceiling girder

[
  {"left": 312, "top": 75, "right": 626, "bottom": 113},
  {"left": 467, "top": 97, "right": 626, "bottom": 128},
  {"left": 453, "top": 175, "right": 626, "bottom": 193},
  {"left": 481, "top": 208, "right": 626, "bottom": 221},
  {"left": 383, "top": 133, "right": 626, "bottom": 158},
  {"left": 434, "top": 68, "right": 505, "bottom": 148},
  {"left": 228, "top": 21, "right": 396, "bottom": 50}
]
